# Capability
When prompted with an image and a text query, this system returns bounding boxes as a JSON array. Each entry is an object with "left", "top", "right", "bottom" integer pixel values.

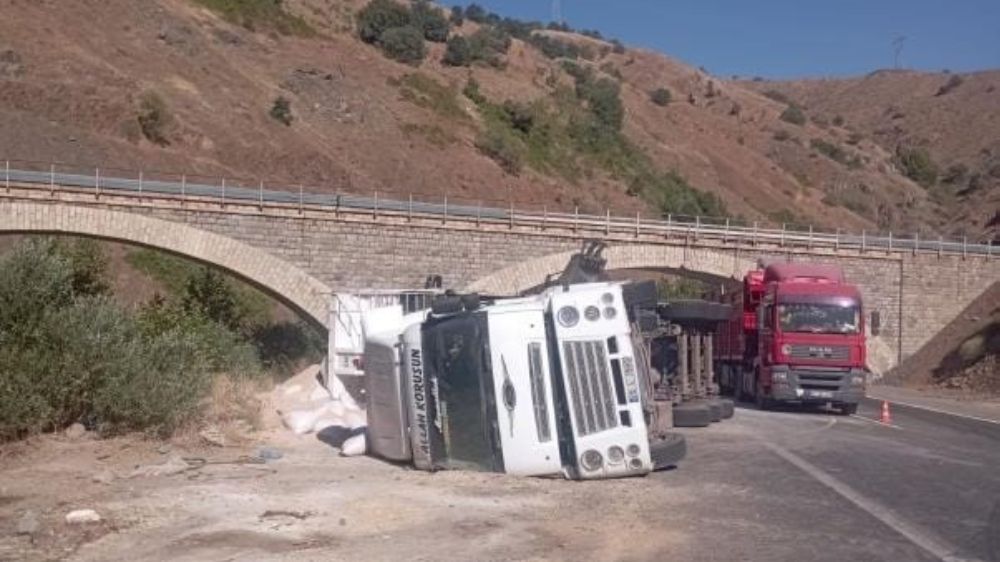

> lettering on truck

[{"left": 410, "top": 349, "right": 430, "bottom": 457}]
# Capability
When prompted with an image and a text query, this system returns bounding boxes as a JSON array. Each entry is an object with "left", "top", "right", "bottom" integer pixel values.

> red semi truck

[{"left": 714, "top": 262, "right": 868, "bottom": 414}]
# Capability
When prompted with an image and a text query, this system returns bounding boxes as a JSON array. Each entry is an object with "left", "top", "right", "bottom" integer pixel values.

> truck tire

[
  {"left": 839, "top": 403, "right": 859, "bottom": 416},
  {"left": 658, "top": 300, "right": 731, "bottom": 323},
  {"left": 706, "top": 399, "right": 723, "bottom": 422},
  {"left": 754, "top": 379, "right": 772, "bottom": 411},
  {"left": 649, "top": 432, "right": 687, "bottom": 470},
  {"left": 718, "top": 398, "right": 735, "bottom": 419},
  {"left": 673, "top": 401, "right": 712, "bottom": 428},
  {"left": 431, "top": 296, "right": 463, "bottom": 315}
]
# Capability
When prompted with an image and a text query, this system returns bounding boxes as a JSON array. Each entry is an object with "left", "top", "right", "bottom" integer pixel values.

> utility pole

[
  {"left": 551, "top": 0, "right": 563, "bottom": 24},
  {"left": 892, "top": 35, "right": 906, "bottom": 69}
]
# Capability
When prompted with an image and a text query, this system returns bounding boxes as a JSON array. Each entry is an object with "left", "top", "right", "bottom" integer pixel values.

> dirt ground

[{"left": 0, "top": 370, "right": 692, "bottom": 562}]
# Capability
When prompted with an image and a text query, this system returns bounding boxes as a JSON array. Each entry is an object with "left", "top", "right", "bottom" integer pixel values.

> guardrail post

[
  {"left": 374, "top": 191, "right": 380, "bottom": 220},
  {"left": 888, "top": 231, "right": 893, "bottom": 252},
  {"left": 752, "top": 221, "right": 758, "bottom": 246},
  {"left": 407, "top": 193, "right": 413, "bottom": 221},
  {"left": 476, "top": 201, "right": 481, "bottom": 227},
  {"left": 95, "top": 167, "right": 100, "bottom": 199},
  {"left": 50, "top": 164, "right": 55, "bottom": 196},
  {"left": 835, "top": 228, "right": 840, "bottom": 251},
  {"left": 138, "top": 170, "right": 144, "bottom": 200},
  {"left": 443, "top": 195, "right": 448, "bottom": 224},
  {"left": 181, "top": 174, "right": 187, "bottom": 202},
  {"left": 220, "top": 177, "right": 225, "bottom": 208},
  {"left": 808, "top": 225, "right": 813, "bottom": 250},
  {"left": 694, "top": 215, "right": 700, "bottom": 241},
  {"left": 509, "top": 201, "right": 514, "bottom": 229},
  {"left": 574, "top": 206, "right": 580, "bottom": 232},
  {"left": 861, "top": 230, "right": 866, "bottom": 253},
  {"left": 299, "top": 184, "right": 304, "bottom": 215},
  {"left": 4, "top": 160, "right": 8, "bottom": 192},
  {"left": 938, "top": 235, "right": 943, "bottom": 258},
  {"left": 543, "top": 205, "right": 548, "bottom": 230},
  {"left": 666, "top": 214, "right": 672, "bottom": 239},
  {"left": 724, "top": 217, "right": 730, "bottom": 243},
  {"left": 605, "top": 209, "right": 610, "bottom": 235},
  {"left": 780, "top": 223, "right": 786, "bottom": 247},
  {"left": 913, "top": 232, "right": 918, "bottom": 255},
  {"left": 635, "top": 211, "right": 641, "bottom": 237},
  {"left": 963, "top": 236, "right": 968, "bottom": 260},
  {"left": 258, "top": 180, "right": 264, "bottom": 211}
]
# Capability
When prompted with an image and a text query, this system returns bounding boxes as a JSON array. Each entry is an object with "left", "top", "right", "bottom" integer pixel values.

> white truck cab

[{"left": 360, "top": 282, "right": 682, "bottom": 479}]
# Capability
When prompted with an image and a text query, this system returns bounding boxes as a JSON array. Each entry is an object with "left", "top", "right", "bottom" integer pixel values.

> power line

[
  {"left": 891, "top": 35, "right": 907, "bottom": 69},
  {"left": 551, "top": 0, "right": 563, "bottom": 23}
]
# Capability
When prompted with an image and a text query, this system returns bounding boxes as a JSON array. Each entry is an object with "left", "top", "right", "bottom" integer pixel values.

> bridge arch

[
  {"left": 465, "top": 243, "right": 758, "bottom": 295},
  {"left": 0, "top": 201, "right": 331, "bottom": 328}
]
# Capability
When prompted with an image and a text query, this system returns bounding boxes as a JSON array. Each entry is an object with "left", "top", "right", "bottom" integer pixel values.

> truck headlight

[
  {"left": 780, "top": 344, "right": 792, "bottom": 356},
  {"left": 603, "top": 306, "right": 617, "bottom": 320},
  {"left": 850, "top": 375, "right": 865, "bottom": 386},
  {"left": 601, "top": 292, "right": 615, "bottom": 304},
  {"left": 557, "top": 306, "right": 580, "bottom": 327},
  {"left": 607, "top": 446, "right": 625, "bottom": 464},
  {"left": 772, "top": 371, "right": 788, "bottom": 383},
  {"left": 628, "top": 458, "right": 643, "bottom": 470},
  {"left": 581, "top": 449, "right": 603, "bottom": 471},
  {"left": 626, "top": 444, "right": 641, "bottom": 457},
  {"left": 584, "top": 305, "right": 601, "bottom": 322}
]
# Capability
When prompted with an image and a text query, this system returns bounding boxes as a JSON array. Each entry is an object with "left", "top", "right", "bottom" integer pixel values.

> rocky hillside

[
  {"left": 0, "top": 0, "right": 995, "bottom": 236},
  {"left": 744, "top": 70, "right": 1000, "bottom": 241}
]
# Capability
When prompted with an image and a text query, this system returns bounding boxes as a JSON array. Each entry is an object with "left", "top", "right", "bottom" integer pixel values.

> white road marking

[
  {"left": 850, "top": 414, "right": 903, "bottom": 430},
  {"left": 763, "top": 440, "right": 978, "bottom": 562},
  {"left": 868, "top": 397, "right": 1000, "bottom": 426}
]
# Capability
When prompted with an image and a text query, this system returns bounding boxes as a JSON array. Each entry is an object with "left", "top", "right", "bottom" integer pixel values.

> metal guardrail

[{"left": 2, "top": 159, "right": 996, "bottom": 258}]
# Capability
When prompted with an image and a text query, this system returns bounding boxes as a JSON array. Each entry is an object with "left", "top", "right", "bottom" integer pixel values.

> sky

[{"left": 445, "top": 0, "right": 1000, "bottom": 79}]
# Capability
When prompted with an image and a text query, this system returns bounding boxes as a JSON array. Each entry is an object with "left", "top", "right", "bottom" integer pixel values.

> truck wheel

[
  {"left": 673, "top": 401, "right": 712, "bottom": 428},
  {"left": 754, "top": 380, "right": 772, "bottom": 411},
  {"left": 649, "top": 433, "right": 687, "bottom": 470},
  {"left": 718, "top": 398, "right": 735, "bottom": 419},
  {"left": 706, "top": 399, "right": 723, "bottom": 422},
  {"left": 840, "top": 403, "right": 859, "bottom": 416}
]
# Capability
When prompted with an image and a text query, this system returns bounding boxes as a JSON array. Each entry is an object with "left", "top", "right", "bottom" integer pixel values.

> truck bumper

[{"left": 769, "top": 366, "right": 866, "bottom": 405}]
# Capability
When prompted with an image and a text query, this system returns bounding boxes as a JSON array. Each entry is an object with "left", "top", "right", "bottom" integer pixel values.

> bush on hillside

[
  {"left": 896, "top": 146, "right": 939, "bottom": 188},
  {"left": 270, "top": 96, "right": 293, "bottom": 126},
  {"left": 193, "top": 0, "right": 313, "bottom": 36},
  {"left": 379, "top": 25, "right": 427, "bottom": 64},
  {"left": 137, "top": 91, "right": 171, "bottom": 146},
  {"left": 449, "top": 5, "right": 464, "bottom": 26},
  {"left": 476, "top": 126, "right": 525, "bottom": 174},
  {"left": 442, "top": 35, "right": 472, "bottom": 66},
  {"left": 780, "top": 105, "right": 807, "bottom": 126},
  {"left": 650, "top": 88, "right": 672, "bottom": 107},
  {"left": 411, "top": 0, "right": 450, "bottom": 42},
  {"left": 356, "top": 0, "right": 412, "bottom": 43}
]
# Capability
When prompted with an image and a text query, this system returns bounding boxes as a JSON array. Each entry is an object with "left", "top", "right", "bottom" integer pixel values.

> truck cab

[
  {"left": 753, "top": 264, "right": 867, "bottom": 413},
  {"left": 361, "top": 282, "right": 681, "bottom": 479}
]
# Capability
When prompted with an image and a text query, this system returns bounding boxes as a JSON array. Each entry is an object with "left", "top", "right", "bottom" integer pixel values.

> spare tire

[
  {"left": 673, "top": 401, "right": 712, "bottom": 428},
  {"left": 431, "top": 296, "right": 463, "bottom": 315}
]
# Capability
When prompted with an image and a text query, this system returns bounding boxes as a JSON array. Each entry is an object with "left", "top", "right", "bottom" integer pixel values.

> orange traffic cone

[{"left": 880, "top": 400, "right": 892, "bottom": 424}]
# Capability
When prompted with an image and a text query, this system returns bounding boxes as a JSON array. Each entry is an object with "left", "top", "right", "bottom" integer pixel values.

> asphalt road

[{"left": 657, "top": 398, "right": 1000, "bottom": 562}]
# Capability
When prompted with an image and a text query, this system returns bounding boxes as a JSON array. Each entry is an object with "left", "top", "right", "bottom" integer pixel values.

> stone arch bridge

[{"left": 1, "top": 176, "right": 997, "bottom": 372}]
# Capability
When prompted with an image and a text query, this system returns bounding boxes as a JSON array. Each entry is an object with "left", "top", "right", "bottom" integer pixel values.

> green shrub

[
  {"left": 780, "top": 105, "right": 806, "bottom": 126},
  {"left": 449, "top": 5, "right": 464, "bottom": 25},
  {"left": 657, "top": 278, "right": 706, "bottom": 301},
  {"left": 810, "top": 138, "right": 849, "bottom": 164},
  {"left": 897, "top": 146, "right": 938, "bottom": 187},
  {"left": 442, "top": 35, "right": 471, "bottom": 66},
  {"left": 270, "top": 96, "right": 293, "bottom": 126},
  {"left": 476, "top": 126, "right": 525, "bottom": 174},
  {"left": 0, "top": 239, "right": 73, "bottom": 346},
  {"left": 137, "top": 91, "right": 171, "bottom": 146},
  {"left": 194, "top": 0, "right": 314, "bottom": 36},
  {"left": 650, "top": 87, "right": 672, "bottom": 107},
  {"left": 610, "top": 39, "right": 626, "bottom": 54},
  {"left": 398, "top": 73, "right": 465, "bottom": 119},
  {"left": 356, "top": 0, "right": 412, "bottom": 43},
  {"left": 935, "top": 75, "right": 964, "bottom": 96},
  {"left": 762, "top": 90, "right": 791, "bottom": 104},
  {"left": 467, "top": 26, "right": 511, "bottom": 67},
  {"left": 411, "top": 0, "right": 450, "bottom": 42},
  {"left": 773, "top": 129, "right": 791, "bottom": 142},
  {"left": 832, "top": 115, "right": 845, "bottom": 127},
  {"left": 463, "top": 77, "right": 486, "bottom": 105},
  {"left": 379, "top": 25, "right": 427, "bottom": 64},
  {"left": 464, "top": 3, "right": 488, "bottom": 23}
]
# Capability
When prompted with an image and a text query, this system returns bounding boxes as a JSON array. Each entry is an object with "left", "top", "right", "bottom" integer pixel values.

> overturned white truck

[{"left": 356, "top": 281, "right": 686, "bottom": 480}]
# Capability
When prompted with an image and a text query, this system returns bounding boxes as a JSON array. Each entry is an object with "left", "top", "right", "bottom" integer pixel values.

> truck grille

[
  {"left": 797, "top": 368, "right": 849, "bottom": 391},
  {"left": 788, "top": 344, "right": 850, "bottom": 361},
  {"left": 562, "top": 341, "right": 618, "bottom": 436}
]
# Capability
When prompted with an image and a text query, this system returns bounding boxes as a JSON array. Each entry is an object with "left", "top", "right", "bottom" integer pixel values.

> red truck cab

[{"left": 716, "top": 263, "right": 867, "bottom": 414}]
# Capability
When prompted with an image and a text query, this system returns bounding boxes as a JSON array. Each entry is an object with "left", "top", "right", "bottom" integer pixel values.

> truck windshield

[
  {"left": 422, "top": 314, "right": 503, "bottom": 472},
  {"left": 777, "top": 301, "right": 860, "bottom": 334}
]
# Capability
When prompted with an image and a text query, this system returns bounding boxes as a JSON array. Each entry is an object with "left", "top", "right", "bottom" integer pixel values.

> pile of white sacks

[{"left": 278, "top": 367, "right": 367, "bottom": 457}]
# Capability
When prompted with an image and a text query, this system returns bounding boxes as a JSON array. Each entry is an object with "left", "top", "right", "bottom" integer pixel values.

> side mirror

[{"left": 870, "top": 310, "right": 881, "bottom": 336}]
